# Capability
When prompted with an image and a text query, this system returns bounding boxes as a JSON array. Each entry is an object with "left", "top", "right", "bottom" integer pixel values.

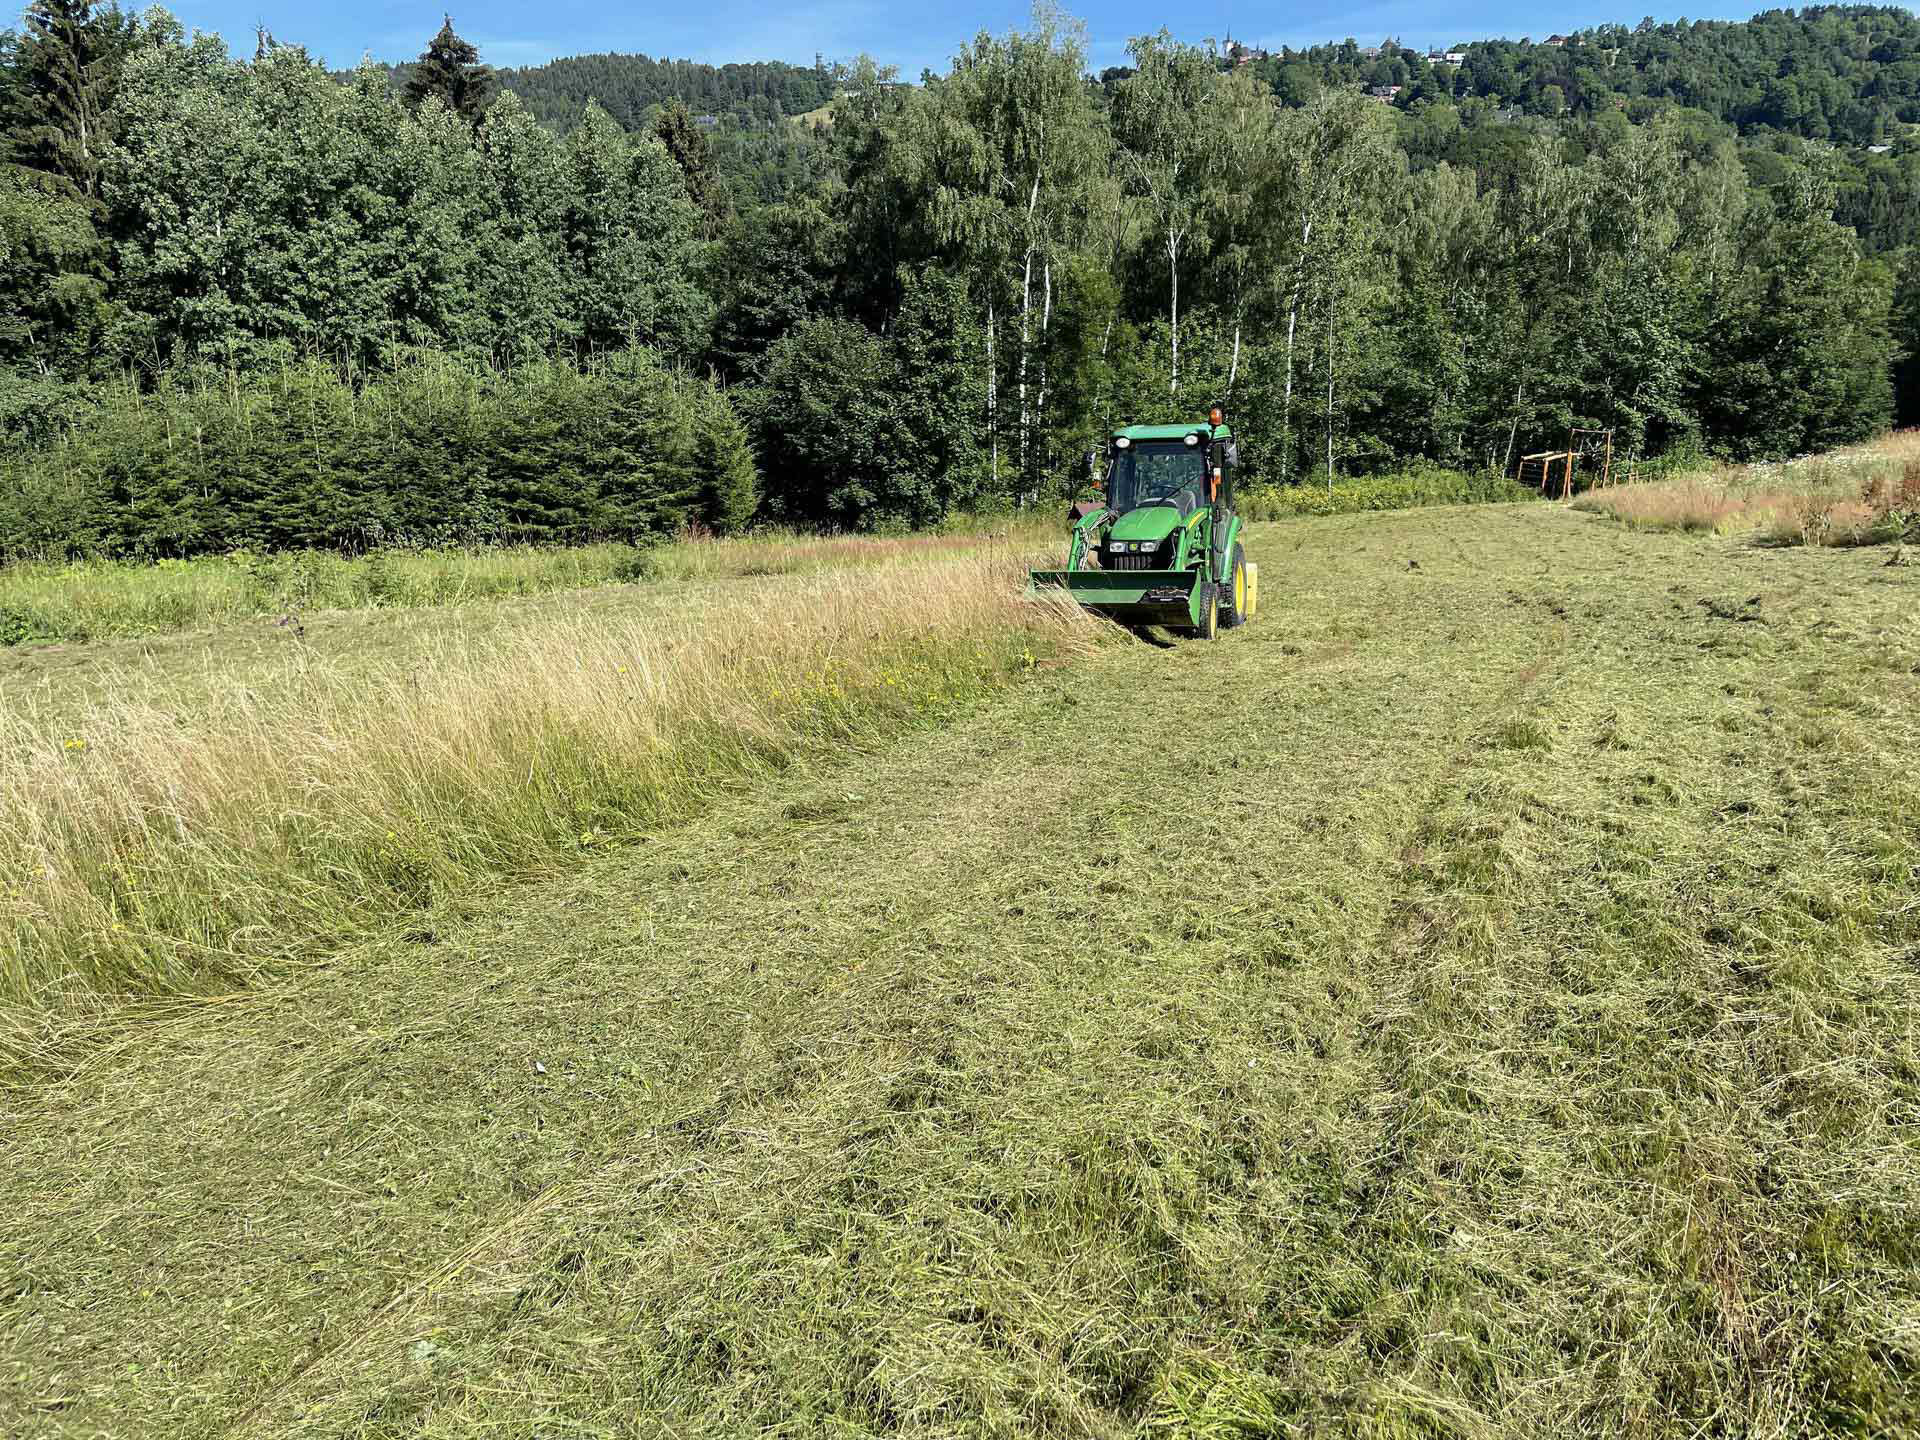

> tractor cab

[
  {"left": 1100, "top": 423, "right": 1236, "bottom": 518},
  {"left": 1109, "top": 431, "right": 1209, "bottom": 516}
]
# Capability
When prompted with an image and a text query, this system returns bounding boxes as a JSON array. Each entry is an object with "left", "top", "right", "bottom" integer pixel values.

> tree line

[{"left": 0, "top": 0, "right": 1914, "bottom": 555}]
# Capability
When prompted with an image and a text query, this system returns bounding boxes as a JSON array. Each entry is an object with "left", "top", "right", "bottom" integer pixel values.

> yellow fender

[{"left": 1243, "top": 562, "right": 1259, "bottom": 622}]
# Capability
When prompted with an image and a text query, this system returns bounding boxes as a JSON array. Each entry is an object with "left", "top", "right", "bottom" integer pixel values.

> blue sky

[{"left": 145, "top": 0, "right": 1787, "bottom": 75}]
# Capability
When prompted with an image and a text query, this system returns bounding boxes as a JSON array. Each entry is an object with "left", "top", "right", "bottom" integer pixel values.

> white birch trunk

[
  {"left": 986, "top": 300, "right": 998, "bottom": 484},
  {"left": 1279, "top": 218, "right": 1312, "bottom": 486},
  {"left": 1018, "top": 246, "right": 1034, "bottom": 478},
  {"left": 1017, "top": 172, "right": 1042, "bottom": 489},
  {"left": 1503, "top": 383, "right": 1524, "bottom": 475},
  {"left": 1033, "top": 261, "right": 1054, "bottom": 500},
  {"left": 1168, "top": 229, "right": 1180, "bottom": 395},
  {"left": 1325, "top": 297, "right": 1336, "bottom": 491}
]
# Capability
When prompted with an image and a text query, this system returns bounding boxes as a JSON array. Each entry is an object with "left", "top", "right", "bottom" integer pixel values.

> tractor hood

[{"left": 1108, "top": 505, "right": 1187, "bottom": 544}]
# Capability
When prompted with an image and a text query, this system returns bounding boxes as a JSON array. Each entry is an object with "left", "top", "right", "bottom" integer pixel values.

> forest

[{"left": 0, "top": 0, "right": 1915, "bottom": 554}]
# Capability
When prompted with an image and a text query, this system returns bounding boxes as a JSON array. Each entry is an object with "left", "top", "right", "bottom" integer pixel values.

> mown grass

[
  {"left": 1, "top": 502, "right": 1918, "bottom": 1438},
  {"left": 0, "top": 521, "right": 1058, "bottom": 646},
  {"left": 0, "top": 545, "right": 1105, "bottom": 1050},
  {"left": 1573, "top": 430, "right": 1920, "bottom": 546}
]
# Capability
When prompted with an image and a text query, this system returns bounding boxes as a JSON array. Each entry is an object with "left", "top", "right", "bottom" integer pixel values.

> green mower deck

[{"left": 1027, "top": 567, "right": 1207, "bottom": 630}]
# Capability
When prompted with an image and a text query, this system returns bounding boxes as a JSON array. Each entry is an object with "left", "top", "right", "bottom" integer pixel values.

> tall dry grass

[
  {"left": 0, "top": 521, "right": 1062, "bottom": 646},
  {"left": 1571, "top": 431, "right": 1920, "bottom": 545},
  {"left": 0, "top": 549, "right": 1105, "bottom": 1050}
]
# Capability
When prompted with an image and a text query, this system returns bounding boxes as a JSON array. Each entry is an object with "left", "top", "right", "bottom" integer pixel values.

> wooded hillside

[
  {"left": 1, "top": 2, "right": 1914, "bottom": 554},
  {"left": 1243, "top": 6, "right": 1920, "bottom": 144}
]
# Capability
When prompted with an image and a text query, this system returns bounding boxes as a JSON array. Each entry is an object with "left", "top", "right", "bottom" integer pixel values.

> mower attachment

[{"left": 1027, "top": 567, "right": 1207, "bottom": 630}]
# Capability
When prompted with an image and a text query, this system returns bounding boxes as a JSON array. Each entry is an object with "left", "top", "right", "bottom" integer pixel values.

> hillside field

[{"left": 2, "top": 501, "right": 1918, "bottom": 1436}]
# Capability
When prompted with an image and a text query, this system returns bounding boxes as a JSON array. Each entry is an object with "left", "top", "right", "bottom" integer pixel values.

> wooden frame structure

[
  {"left": 1570, "top": 427, "right": 1614, "bottom": 491},
  {"left": 1517, "top": 449, "right": 1576, "bottom": 497},
  {"left": 1518, "top": 427, "right": 1615, "bottom": 500}
]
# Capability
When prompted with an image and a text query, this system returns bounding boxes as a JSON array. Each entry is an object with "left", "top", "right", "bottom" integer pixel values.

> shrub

[{"left": 0, "top": 352, "right": 761, "bottom": 561}]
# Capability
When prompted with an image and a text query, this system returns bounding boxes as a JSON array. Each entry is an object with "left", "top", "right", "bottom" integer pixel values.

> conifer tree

[
  {"left": 9, "top": 0, "right": 133, "bottom": 200},
  {"left": 405, "top": 15, "right": 494, "bottom": 125},
  {"left": 1895, "top": 249, "right": 1920, "bottom": 428},
  {"left": 654, "top": 101, "right": 730, "bottom": 236},
  {"left": 695, "top": 396, "right": 758, "bottom": 533}
]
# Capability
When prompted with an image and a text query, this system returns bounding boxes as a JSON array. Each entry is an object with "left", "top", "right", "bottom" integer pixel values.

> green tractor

[{"left": 1029, "top": 406, "right": 1258, "bottom": 639}]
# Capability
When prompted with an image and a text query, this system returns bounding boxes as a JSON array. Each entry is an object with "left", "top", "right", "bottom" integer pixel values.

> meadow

[
  {"left": 2, "top": 493, "right": 1917, "bottom": 1437},
  {"left": 0, "top": 475, "right": 1550, "bottom": 651}
]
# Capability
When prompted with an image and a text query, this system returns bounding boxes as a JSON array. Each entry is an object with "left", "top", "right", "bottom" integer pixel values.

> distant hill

[
  {"left": 1241, "top": 4, "right": 1920, "bottom": 145},
  {"left": 373, "top": 52, "right": 839, "bottom": 132}
]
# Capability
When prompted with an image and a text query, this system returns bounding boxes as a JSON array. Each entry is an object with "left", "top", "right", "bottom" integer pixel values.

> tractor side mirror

[
  {"left": 1225, "top": 441, "right": 1239, "bottom": 468},
  {"left": 1083, "top": 448, "right": 1098, "bottom": 482}
]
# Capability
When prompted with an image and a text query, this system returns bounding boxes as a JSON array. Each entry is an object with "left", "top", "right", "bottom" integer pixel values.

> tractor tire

[
  {"left": 1219, "top": 542, "right": 1249, "bottom": 629},
  {"left": 1193, "top": 582, "right": 1220, "bottom": 641}
]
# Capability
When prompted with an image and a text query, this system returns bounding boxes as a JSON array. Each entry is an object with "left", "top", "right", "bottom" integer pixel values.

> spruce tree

[
  {"left": 653, "top": 101, "right": 731, "bottom": 236},
  {"left": 405, "top": 16, "right": 494, "bottom": 126},
  {"left": 9, "top": 0, "right": 132, "bottom": 201},
  {"left": 1895, "top": 249, "right": 1920, "bottom": 429}
]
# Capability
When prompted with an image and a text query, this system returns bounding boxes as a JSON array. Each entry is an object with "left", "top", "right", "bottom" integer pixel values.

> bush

[
  {"left": 742, "top": 270, "right": 986, "bottom": 531},
  {"left": 1239, "top": 468, "right": 1538, "bottom": 519}
]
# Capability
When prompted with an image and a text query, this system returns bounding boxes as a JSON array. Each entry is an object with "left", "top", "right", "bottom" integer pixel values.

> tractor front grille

[{"left": 1107, "top": 551, "right": 1160, "bottom": 571}]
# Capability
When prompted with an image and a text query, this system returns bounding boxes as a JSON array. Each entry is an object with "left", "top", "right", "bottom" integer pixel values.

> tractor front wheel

[
  {"left": 1219, "top": 542, "right": 1249, "bottom": 630},
  {"left": 1193, "top": 582, "right": 1220, "bottom": 641}
]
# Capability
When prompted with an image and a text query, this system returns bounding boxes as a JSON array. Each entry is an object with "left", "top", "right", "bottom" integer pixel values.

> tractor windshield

[{"left": 1111, "top": 441, "right": 1205, "bottom": 514}]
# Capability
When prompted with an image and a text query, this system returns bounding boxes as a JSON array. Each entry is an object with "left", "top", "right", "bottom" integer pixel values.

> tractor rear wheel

[
  {"left": 1219, "top": 543, "right": 1249, "bottom": 629},
  {"left": 1193, "top": 582, "right": 1219, "bottom": 641}
]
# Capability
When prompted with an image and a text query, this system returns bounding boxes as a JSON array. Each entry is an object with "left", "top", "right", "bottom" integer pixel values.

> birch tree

[
  {"left": 1201, "top": 67, "right": 1279, "bottom": 402},
  {"left": 1269, "top": 91, "right": 1394, "bottom": 483},
  {"left": 1111, "top": 32, "right": 1214, "bottom": 396},
  {"left": 928, "top": 6, "right": 1103, "bottom": 495}
]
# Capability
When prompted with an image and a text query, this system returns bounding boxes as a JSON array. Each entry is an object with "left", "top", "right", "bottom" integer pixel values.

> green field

[{"left": 3, "top": 504, "right": 1917, "bottom": 1436}]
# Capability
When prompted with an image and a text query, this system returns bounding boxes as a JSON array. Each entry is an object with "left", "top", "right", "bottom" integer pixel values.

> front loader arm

[{"left": 1066, "top": 507, "right": 1114, "bottom": 571}]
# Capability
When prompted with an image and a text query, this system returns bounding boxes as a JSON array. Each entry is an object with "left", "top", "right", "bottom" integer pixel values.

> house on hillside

[
  {"left": 693, "top": 113, "right": 719, "bottom": 129},
  {"left": 1543, "top": 33, "right": 1568, "bottom": 46},
  {"left": 1368, "top": 84, "right": 1403, "bottom": 101},
  {"left": 1867, "top": 143, "right": 1893, "bottom": 154}
]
